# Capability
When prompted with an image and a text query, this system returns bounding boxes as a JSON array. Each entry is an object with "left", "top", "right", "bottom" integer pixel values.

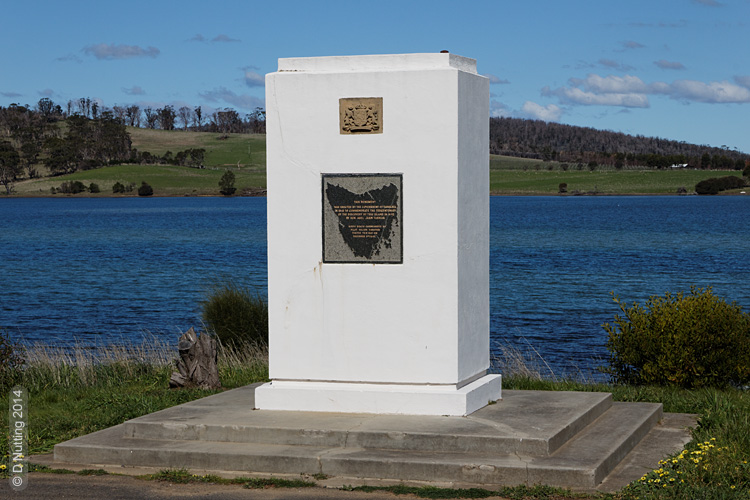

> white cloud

[
  {"left": 669, "top": 80, "right": 750, "bottom": 103},
  {"left": 199, "top": 87, "right": 263, "bottom": 110},
  {"left": 570, "top": 74, "right": 650, "bottom": 94},
  {"left": 621, "top": 40, "right": 646, "bottom": 50},
  {"left": 55, "top": 53, "right": 82, "bottom": 63},
  {"left": 37, "top": 88, "right": 56, "bottom": 97},
  {"left": 2, "top": 91, "right": 22, "bottom": 98},
  {"left": 543, "top": 72, "right": 750, "bottom": 108},
  {"left": 122, "top": 86, "right": 146, "bottom": 96},
  {"left": 543, "top": 86, "right": 650, "bottom": 107},
  {"left": 520, "top": 101, "right": 562, "bottom": 121},
  {"left": 654, "top": 60, "right": 686, "bottom": 70},
  {"left": 212, "top": 34, "right": 240, "bottom": 43},
  {"left": 83, "top": 43, "right": 160, "bottom": 60},
  {"left": 490, "top": 100, "right": 512, "bottom": 118},
  {"left": 485, "top": 74, "right": 510, "bottom": 85},
  {"left": 243, "top": 71, "right": 265, "bottom": 87},
  {"left": 598, "top": 59, "right": 635, "bottom": 72},
  {"left": 693, "top": 0, "right": 723, "bottom": 6}
]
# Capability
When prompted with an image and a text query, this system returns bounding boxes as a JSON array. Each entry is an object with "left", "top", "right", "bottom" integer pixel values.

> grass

[
  {"left": 127, "top": 127, "right": 267, "bottom": 169},
  {"left": 7, "top": 131, "right": 747, "bottom": 197},
  {"left": 14, "top": 163, "right": 265, "bottom": 197},
  {"left": 1, "top": 333, "right": 748, "bottom": 498},
  {"left": 489, "top": 155, "right": 742, "bottom": 195},
  {"left": 493, "top": 342, "right": 750, "bottom": 499},
  {"left": 0, "top": 335, "right": 268, "bottom": 457}
]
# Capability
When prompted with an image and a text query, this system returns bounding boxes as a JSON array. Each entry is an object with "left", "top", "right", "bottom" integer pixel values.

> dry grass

[
  {"left": 491, "top": 340, "right": 553, "bottom": 381},
  {"left": 19, "top": 332, "right": 268, "bottom": 390}
]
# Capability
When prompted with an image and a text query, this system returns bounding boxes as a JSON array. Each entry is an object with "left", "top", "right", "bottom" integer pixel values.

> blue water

[
  {"left": 490, "top": 196, "right": 750, "bottom": 375},
  {"left": 1, "top": 196, "right": 749, "bottom": 376}
]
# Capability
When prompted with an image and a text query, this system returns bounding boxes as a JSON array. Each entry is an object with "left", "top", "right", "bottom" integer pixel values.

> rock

[{"left": 169, "top": 327, "right": 221, "bottom": 389}]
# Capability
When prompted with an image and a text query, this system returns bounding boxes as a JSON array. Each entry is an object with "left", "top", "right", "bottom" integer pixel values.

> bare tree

[
  {"left": 157, "top": 105, "right": 176, "bottom": 130},
  {"left": 125, "top": 105, "right": 141, "bottom": 127},
  {"left": 112, "top": 105, "right": 127, "bottom": 124},
  {"left": 177, "top": 106, "right": 193, "bottom": 131},
  {"left": 143, "top": 107, "right": 158, "bottom": 129},
  {"left": 77, "top": 97, "right": 91, "bottom": 118},
  {"left": 193, "top": 106, "right": 203, "bottom": 130}
]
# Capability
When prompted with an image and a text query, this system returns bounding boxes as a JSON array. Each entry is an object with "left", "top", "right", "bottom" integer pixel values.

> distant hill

[{"left": 490, "top": 118, "right": 748, "bottom": 169}]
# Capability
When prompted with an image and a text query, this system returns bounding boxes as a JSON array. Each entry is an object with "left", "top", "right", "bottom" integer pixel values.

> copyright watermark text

[{"left": 8, "top": 386, "right": 28, "bottom": 491}]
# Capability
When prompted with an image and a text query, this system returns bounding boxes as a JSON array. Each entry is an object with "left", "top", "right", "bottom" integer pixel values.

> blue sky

[{"left": 2, "top": 0, "right": 749, "bottom": 153}]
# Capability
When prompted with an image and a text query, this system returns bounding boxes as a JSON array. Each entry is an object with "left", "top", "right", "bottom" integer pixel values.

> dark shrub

[
  {"left": 602, "top": 287, "right": 750, "bottom": 388},
  {"left": 112, "top": 181, "right": 125, "bottom": 193},
  {"left": 201, "top": 283, "right": 268, "bottom": 348},
  {"left": 696, "top": 176, "right": 746, "bottom": 195},
  {"left": 0, "top": 329, "right": 24, "bottom": 390},
  {"left": 138, "top": 182, "right": 153, "bottom": 197},
  {"left": 219, "top": 170, "right": 236, "bottom": 196},
  {"left": 59, "top": 180, "right": 87, "bottom": 194},
  {"left": 744, "top": 164, "right": 750, "bottom": 178},
  {"left": 695, "top": 178, "right": 720, "bottom": 195},
  {"left": 89, "top": 183, "right": 100, "bottom": 193},
  {"left": 558, "top": 183, "right": 567, "bottom": 194}
]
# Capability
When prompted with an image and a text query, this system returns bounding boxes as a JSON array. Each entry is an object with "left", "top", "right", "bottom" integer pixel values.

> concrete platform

[{"left": 50, "top": 384, "right": 695, "bottom": 492}]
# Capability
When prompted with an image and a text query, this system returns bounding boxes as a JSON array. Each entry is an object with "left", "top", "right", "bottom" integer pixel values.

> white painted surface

[
  {"left": 255, "top": 375, "right": 501, "bottom": 416},
  {"left": 257, "top": 53, "right": 499, "bottom": 415}
]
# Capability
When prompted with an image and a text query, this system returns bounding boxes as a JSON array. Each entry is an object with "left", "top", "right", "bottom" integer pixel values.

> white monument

[{"left": 255, "top": 53, "right": 501, "bottom": 416}]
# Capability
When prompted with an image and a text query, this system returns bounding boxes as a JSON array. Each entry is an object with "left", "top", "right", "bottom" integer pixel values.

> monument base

[{"left": 254, "top": 375, "right": 501, "bottom": 416}]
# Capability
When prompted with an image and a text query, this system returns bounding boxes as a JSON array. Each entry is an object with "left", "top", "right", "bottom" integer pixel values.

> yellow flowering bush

[
  {"left": 619, "top": 438, "right": 749, "bottom": 499},
  {"left": 603, "top": 287, "right": 750, "bottom": 388}
]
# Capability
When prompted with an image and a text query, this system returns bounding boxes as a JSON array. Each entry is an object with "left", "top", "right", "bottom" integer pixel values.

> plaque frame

[{"left": 322, "top": 173, "right": 403, "bottom": 264}]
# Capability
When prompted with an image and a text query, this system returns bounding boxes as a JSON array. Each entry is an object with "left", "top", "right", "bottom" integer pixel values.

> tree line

[
  {"left": 490, "top": 117, "right": 749, "bottom": 170},
  {"left": 0, "top": 98, "right": 220, "bottom": 193},
  {"left": 61, "top": 97, "right": 266, "bottom": 134}
]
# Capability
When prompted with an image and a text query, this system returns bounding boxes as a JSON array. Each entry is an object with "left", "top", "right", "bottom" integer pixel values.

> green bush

[
  {"left": 59, "top": 180, "right": 87, "bottom": 194},
  {"left": 137, "top": 181, "right": 153, "bottom": 197},
  {"left": 88, "top": 183, "right": 100, "bottom": 193},
  {"left": 602, "top": 287, "right": 750, "bottom": 388},
  {"left": 201, "top": 283, "right": 268, "bottom": 348},
  {"left": 219, "top": 170, "right": 236, "bottom": 196},
  {"left": 0, "top": 329, "right": 25, "bottom": 390},
  {"left": 695, "top": 175, "right": 746, "bottom": 195}
]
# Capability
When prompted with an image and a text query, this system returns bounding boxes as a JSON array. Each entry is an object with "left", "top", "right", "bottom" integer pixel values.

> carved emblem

[{"left": 339, "top": 97, "right": 383, "bottom": 134}]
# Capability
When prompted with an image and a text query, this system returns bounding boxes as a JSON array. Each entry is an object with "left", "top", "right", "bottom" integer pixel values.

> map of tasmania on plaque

[{"left": 322, "top": 174, "right": 402, "bottom": 264}]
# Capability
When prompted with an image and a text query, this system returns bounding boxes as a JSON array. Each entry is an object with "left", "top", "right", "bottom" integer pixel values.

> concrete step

[
  {"left": 524, "top": 401, "right": 663, "bottom": 489},
  {"left": 51, "top": 386, "right": 694, "bottom": 491},
  {"left": 122, "top": 389, "right": 612, "bottom": 456},
  {"left": 597, "top": 412, "right": 696, "bottom": 492}
]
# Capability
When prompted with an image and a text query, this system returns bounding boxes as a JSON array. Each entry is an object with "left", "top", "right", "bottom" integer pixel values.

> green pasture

[
  {"left": 127, "top": 127, "right": 267, "bottom": 168},
  {"left": 489, "top": 155, "right": 741, "bottom": 194},
  {"left": 8, "top": 130, "right": 747, "bottom": 197},
  {"left": 15, "top": 164, "right": 265, "bottom": 197}
]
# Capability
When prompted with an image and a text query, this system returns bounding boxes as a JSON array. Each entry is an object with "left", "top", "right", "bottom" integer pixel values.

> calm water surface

[{"left": 1, "top": 196, "right": 749, "bottom": 376}]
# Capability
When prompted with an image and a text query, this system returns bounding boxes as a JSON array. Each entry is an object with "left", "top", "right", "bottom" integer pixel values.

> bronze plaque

[
  {"left": 339, "top": 97, "right": 382, "bottom": 134},
  {"left": 322, "top": 174, "right": 402, "bottom": 263}
]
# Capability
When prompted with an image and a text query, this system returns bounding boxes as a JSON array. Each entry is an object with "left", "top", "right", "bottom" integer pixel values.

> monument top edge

[{"left": 276, "top": 53, "right": 477, "bottom": 74}]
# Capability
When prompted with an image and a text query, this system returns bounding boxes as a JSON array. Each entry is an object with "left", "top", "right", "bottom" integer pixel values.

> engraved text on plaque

[{"left": 322, "top": 174, "right": 402, "bottom": 263}]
